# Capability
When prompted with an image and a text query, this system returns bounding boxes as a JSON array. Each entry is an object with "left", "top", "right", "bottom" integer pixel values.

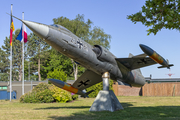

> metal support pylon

[
  {"left": 102, "top": 72, "right": 110, "bottom": 91},
  {"left": 89, "top": 72, "right": 123, "bottom": 112}
]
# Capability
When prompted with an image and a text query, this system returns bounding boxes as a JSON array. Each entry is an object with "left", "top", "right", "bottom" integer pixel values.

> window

[
  {"left": 51, "top": 24, "right": 71, "bottom": 33},
  {"left": 51, "top": 24, "right": 58, "bottom": 28}
]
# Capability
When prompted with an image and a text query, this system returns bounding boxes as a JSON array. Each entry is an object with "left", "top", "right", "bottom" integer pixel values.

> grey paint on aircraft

[{"left": 9, "top": 15, "right": 172, "bottom": 91}]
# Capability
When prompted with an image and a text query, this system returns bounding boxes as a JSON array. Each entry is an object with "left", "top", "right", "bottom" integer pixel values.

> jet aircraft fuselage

[
  {"left": 9, "top": 14, "right": 173, "bottom": 96},
  {"left": 14, "top": 17, "right": 172, "bottom": 90},
  {"left": 44, "top": 24, "right": 145, "bottom": 87}
]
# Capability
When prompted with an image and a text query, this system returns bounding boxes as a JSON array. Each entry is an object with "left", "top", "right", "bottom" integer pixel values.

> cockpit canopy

[{"left": 51, "top": 24, "right": 71, "bottom": 33}]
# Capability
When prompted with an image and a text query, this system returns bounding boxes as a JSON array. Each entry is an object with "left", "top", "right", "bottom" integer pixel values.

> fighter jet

[{"left": 10, "top": 14, "right": 173, "bottom": 97}]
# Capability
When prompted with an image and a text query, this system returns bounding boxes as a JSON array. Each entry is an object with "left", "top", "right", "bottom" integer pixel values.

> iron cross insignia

[{"left": 78, "top": 79, "right": 90, "bottom": 87}]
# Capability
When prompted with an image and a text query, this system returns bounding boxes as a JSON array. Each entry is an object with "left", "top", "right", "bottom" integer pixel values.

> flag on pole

[
  {"left": 16, "top": 24, "right": 28, "bottom": 43},
  {"left": 10, "top": 4, "right": 14, "bottom": 102},
  {"left": 10, "top": 15, "right": 15, "bottom": 46}
]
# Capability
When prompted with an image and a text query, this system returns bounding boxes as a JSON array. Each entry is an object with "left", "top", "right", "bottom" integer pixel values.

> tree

[
  {"left": 88, "top": 26, "right": 111, "bottom": 49},
  {"left": 47, "top": 69, "right": 67, "bottom": 82},
  {"left": 0, "top": 48, "right": 9, "bottom": 81},
  {"left": 127, "top": 0, "right": 180, "bottom": 35},
  {"left": 53, "top": 14, "right": 111, "bottom": 80},
  {"left": 1, "top": 29, "right": 27, "bottom": 81},
  {"left": 41, "top": 48, "right": 73, "bottom": 79},
  {"left": 27, "top": 33, "right": 50, "bottom": 81}
]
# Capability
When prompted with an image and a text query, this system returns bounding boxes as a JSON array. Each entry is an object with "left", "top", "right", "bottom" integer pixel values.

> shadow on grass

[
  {"left": 34, "top": 103, "right": 133, "bottom": 110},
  {"left": 47, "top": 105, "right": 180, "bottom": 120},
  {"left": 34, "top": 106, "right": 91, "bottom": 110}
]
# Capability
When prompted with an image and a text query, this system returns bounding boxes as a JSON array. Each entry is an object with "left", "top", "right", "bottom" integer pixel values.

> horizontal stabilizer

[{"left": 158, "top": 64, "right": 174, "bottom": 69}]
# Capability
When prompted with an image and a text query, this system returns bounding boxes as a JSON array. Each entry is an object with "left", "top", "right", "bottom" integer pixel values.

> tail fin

[{"left": 128, "top": 53, "right": 134, "bottom": 58}]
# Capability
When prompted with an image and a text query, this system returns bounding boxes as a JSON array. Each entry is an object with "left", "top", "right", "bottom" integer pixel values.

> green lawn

[{"left": 0, "top": 96, "right": 180, "bottom": 120}]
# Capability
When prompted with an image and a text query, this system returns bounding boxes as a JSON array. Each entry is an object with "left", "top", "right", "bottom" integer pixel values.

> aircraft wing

[
  {"left": 72, "top": 70, "right": 102, "bottom": 90},
  {"left": 115, "top": 57, "right": 157, "bottom": 70}
]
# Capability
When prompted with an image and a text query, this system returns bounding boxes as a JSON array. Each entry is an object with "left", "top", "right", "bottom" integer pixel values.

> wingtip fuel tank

[
  {"left": 139, "top": 44, "right": 174, "bottom": 69},
  {"left": 49, "top": 79, "right": 89, "bottom": 97}
]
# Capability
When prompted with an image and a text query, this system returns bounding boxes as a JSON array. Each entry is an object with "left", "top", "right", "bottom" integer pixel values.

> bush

[
  {"left": 20, "top": 83, "right": 55, "bottom": 103},
  {"left": 32, "top": 82, "right": 52, "bottom": 92},
  {"left": 72, "top": 94, "right": 78, "bottom": 100},
  {"left": 19, "top": 92, "right": 36, "bottom": 103},
  {"left": 86, "top": 80, "right": 114, "bottom": 98},
  {"left": 20, "top": 82, "right": 78, "bottom": 103},
  {"left": 47, "top": 69, "right": 67, "bottom": 82},
  {"left": 49, "top": 85, "right": 72, "bottom": 103},
  {"left": 35, "top": 89, "right": 55, "bottom": 103}
]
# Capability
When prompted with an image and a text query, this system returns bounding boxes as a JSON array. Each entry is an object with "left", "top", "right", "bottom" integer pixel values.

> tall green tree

[
  {"left": 27, "top": 33, "right": 50, "bottom": 81},
  {"left": 39, "top": 48, "right": 85, "bottom": 80},
  {"left": 53, "top": 14, "right": 111, "bottom": 80},
  {"left": 127, "top": 0, "right": 180, "bottom": 35},
  {"left": 42, "top": 49, "right": 72, "bottom": 76},
  {"left": 1, "top": 29, "right": 26, "bottom": 81},
  {"left": 0, "top": 48, "right": 9, "bottom": 81}
]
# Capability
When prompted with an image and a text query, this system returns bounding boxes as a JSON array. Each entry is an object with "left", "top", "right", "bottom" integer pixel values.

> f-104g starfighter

[{"left": 11, "top": 15, "right": 173, "bottom": 97}]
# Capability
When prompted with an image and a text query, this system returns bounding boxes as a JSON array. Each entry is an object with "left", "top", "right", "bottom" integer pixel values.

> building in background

[{"left": 0, "top": 80, "right": 48, "bottom": 100}]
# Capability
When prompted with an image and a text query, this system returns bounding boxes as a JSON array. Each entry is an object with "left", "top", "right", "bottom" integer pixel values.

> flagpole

[
  {"left": 22, "top": 12, "right": 24, "bottom": 95},
  {"left": 10, "top": 4, "right": 13, "bottom": 102}
]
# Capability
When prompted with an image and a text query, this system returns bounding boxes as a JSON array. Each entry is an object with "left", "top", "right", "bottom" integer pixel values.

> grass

[{"left": 0, "top": 96, "right": 180, "bottom": 120}]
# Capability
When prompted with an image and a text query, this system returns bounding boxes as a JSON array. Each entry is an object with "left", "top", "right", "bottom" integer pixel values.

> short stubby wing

[
  {"left": 72, "top": 70, "right": 102, "bottom": 90},
  {"left": 115, "top": 57, "right": 157, "bottom": 70}
]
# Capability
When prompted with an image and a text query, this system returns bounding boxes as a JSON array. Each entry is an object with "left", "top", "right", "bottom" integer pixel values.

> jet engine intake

[{"left": 92, "top": 45, "right": 116, "bottom": 64}]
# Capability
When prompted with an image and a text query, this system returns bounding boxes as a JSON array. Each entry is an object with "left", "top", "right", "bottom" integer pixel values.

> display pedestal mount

[{"left": 89, "top": 72, "right": 124, "bottom": 112}]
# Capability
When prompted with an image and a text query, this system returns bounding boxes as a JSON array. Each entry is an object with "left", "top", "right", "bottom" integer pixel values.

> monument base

[{"left": 89, "top": 90, "right": 124, "bottom": 112}]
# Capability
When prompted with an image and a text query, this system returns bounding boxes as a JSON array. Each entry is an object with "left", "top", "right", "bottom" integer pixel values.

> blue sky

[{"left": 0, "top": 0, "right": 179, "bottom": 78}]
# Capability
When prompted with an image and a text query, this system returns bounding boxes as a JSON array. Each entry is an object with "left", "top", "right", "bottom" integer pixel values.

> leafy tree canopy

[
  {"left": 53, "top": 14, "right": 111, "bottom": 49},
  {"left": 47, "top": 69, "right": 67, "bottom": 82},
  {"left": 127, "top": 0, "right": 180, "bottom": 35},
  {"left": 1, "top": 29, "right": 26, "bottom": 81}
]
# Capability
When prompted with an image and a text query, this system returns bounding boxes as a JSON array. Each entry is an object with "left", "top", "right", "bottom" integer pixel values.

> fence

[
  {"left": 113, "top": 83, "right": 142, "bottom": 96},
  {"left": 113, "top": 82, "right": 180, "bottom": 97},
  {"left": 142, "top": 82, "right": 180, "bottom": 96}
]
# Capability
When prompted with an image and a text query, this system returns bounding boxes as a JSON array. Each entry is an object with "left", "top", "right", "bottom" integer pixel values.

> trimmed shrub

[
  {"left": 20, "top": 83, "right": 77, "bottom": 103},
  {"left": 49, "top": 85, "right": 72, "bottom": 103},
  {"left": 20, "top": 83, "right": 55, "bottom": 103},
  {"left": 34, "top": 89, "right": 55, "bottom": 103},
  {"left": 32, "top": 82, "right": 52, "bottom": 92},
  {"left": 86, "top": 80, "right": 114, "bottom": 98},
  {"left": 72, "top": 94, "right": 78, "bottom": 100}
]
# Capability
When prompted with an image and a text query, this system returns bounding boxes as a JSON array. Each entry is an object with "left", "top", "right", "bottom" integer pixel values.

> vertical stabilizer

[{"left": 128, "top": 53, "right": 134, "bottom": 58}]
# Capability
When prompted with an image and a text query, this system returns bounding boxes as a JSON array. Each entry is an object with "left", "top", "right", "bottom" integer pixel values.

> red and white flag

[{"left": 16, "top": 23, "right": 28, "bottom": 43}]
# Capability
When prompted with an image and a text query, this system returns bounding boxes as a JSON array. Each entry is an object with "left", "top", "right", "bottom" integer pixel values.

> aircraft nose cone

[
  {"left": 22, "top": 20, "right": 49, "bottom": 39},
  {"left": 139, "top": 44, "right": 154, "bottom": 56}
]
